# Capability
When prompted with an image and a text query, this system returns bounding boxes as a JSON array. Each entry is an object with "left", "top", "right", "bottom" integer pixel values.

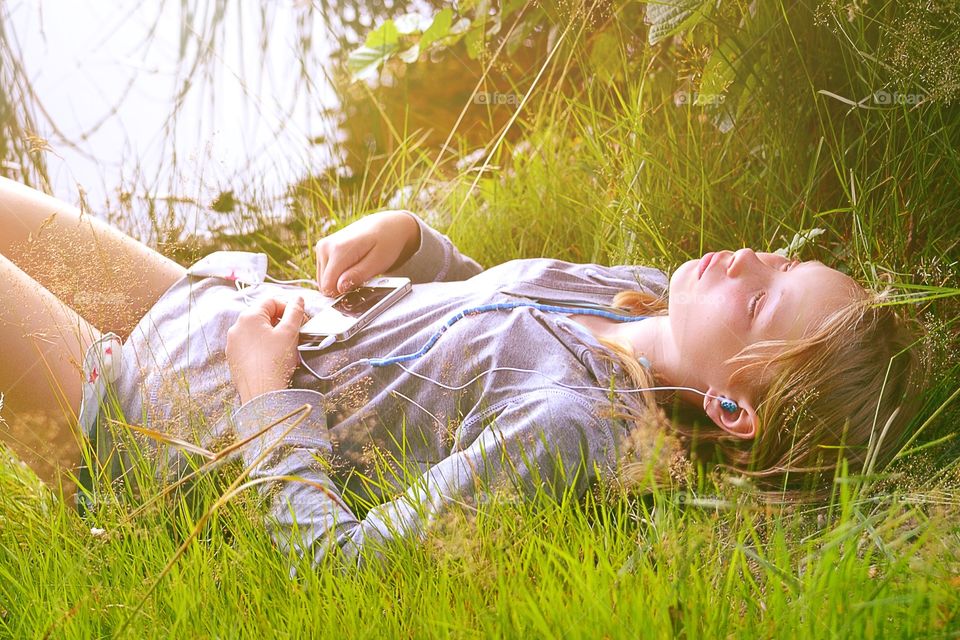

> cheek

[
  {"left": 670, "top": 269, "right": 730, "bottom": 320},
  {"left": 710, "top": 296, "right": 754, "bottom": 354},
  {"left": 672, "top": 281, "right": 750, "bottom": 353}
]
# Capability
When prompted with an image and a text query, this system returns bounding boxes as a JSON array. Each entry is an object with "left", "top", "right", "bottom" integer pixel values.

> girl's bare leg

[
  {"left": 0, "top": 252, "right": 100, "bottom": 491},
  {"left": 0, "top": 177, "right": 187, "bottom": 340}
]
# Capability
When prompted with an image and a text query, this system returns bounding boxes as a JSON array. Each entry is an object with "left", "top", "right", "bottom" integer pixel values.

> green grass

[{"left": 2, "top": 0, "right": 959, "bottom": 637}]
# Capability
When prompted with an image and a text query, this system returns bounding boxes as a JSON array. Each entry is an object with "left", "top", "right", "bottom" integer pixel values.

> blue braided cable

[
  {"left": 293, "top": 299, "right": 741, "bottom": 413},
  {"left": 365, "top": 301, "right": 647, "bottom": 367}
]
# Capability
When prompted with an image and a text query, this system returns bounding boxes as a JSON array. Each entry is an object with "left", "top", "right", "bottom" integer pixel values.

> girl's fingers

[
  {"left": 337, "top": 247, "right": 389, "bottom": 294},
  {"left": 240, "top": 297, "right": 304, "bottom": 329},
  {"left": 315, "top": 243, "right": 328, "bottom": 292},
  {"left": 278, "top": 296, "right": 305, "bottom": 331},
  {"left": 321, "top": 242, "right": 370, "bottom": 296},
  {"left": 252, "top": 298, "right": 283, "bottom": 325}
]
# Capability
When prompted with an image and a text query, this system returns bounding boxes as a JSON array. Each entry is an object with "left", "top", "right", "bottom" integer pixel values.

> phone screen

[{"left": 332, "top": 286, "right": 395, "bottom": 319}]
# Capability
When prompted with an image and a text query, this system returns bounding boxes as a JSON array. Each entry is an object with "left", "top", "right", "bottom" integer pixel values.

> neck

[{"left": 589, "top": 315, "right": 698, "bottom": 400}]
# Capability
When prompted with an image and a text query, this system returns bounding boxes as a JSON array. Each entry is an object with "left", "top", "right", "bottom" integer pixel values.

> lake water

[
  {"left": 4, "top": 0, "right": 404, "bottom": 240},
  {"left": 3, "top": 0, "right": 534, "bottom": 255}
]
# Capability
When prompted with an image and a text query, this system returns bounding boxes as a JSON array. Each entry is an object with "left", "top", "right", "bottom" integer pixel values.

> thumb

[
  {"left": 337, "top": 271, "right": 358, "bottom": 294},
  {"left": 337, "top": 249, "right": 386, "bottom": 293},
  {"left": 278, "top": 296, "right": 305, "bottom": 331}
]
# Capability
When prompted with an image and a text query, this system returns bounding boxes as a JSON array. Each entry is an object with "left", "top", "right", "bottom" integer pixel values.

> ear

[{"left": 702, "top": 386, "right": 759, "bottom": 439}]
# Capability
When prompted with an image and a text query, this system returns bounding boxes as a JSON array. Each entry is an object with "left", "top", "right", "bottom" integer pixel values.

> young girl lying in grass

[{"left": 0, "top": 177, "right": 924, "bottom": 569}]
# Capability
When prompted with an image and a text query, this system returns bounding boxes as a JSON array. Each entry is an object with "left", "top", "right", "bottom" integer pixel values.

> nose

[{"left": 726, "top": 248, "right": 760, "bottom": 277}]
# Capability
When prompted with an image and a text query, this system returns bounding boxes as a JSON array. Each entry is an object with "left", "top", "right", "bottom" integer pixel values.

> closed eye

[
  {"left": 748, "top": 291, "right": 765, "bottom": 318},
  {"left": 750, "top": 260, "right": 796, "bottom": 318}
]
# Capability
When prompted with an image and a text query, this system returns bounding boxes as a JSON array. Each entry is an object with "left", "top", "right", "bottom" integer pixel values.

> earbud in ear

[{"left": 719, "top": 397, "right": 739, "bottom": 413}]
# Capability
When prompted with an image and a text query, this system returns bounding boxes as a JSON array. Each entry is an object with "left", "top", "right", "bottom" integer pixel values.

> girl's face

[{"left": 668, "top": 249, "right": 861, "bottom": 394}]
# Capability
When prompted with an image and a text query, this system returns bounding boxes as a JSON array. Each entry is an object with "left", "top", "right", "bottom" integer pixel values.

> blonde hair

[{"left": 595, "top": 286, "right": 927, "bottom": 500}]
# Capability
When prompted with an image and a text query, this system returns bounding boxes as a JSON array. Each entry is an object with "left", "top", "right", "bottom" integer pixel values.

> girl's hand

[
  {"left": 226, "top": 296, "right": 305, "bottom": 405},
  {"left": 315, "top": 210, "right": 420, "bottom": 296}
]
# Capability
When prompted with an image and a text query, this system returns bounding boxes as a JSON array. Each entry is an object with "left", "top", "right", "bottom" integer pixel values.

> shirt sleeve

[
  {"left": 225, "top": 387, "right": 615, "bottom": 574},
  {"left": 385, "top": 211, "right": 484, "bottom": 283}
]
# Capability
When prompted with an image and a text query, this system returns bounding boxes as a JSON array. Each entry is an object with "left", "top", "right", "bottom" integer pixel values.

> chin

[
  {"left": 669, "top": 259, "right": 697, "bottom": 291},
  {"left": 668, "top": 258, "right": 706, "bottom": 320},
  {"left": 666, "top": 261, "right": 689, "bottom": 313}
]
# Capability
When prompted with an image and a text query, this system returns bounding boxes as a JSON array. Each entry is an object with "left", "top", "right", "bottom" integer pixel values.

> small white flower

[{"left": 90, "top": 527, "right": 106, "bottom": 537}]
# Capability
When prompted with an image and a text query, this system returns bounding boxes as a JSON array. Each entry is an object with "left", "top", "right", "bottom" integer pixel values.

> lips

[{"left": 697, "top": 251, "right": 716, "bottom": 280}]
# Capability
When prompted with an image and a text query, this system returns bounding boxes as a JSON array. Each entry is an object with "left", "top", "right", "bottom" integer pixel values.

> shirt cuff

[
  {"left": 230, "top": 388, "right": 331, "bottom": 457},
  {"left": 387, "top": 211, "right": 482, "bottom": 283}
]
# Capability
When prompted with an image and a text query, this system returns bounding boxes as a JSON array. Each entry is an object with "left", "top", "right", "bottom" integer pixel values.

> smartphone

[{"left": 299, "top": 276, "right": 411, "bottom": 344}]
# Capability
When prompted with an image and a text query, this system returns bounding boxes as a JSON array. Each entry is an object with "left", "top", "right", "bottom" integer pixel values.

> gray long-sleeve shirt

[{"left": 81, "top": 213, "right": 668, "bottom": 569}]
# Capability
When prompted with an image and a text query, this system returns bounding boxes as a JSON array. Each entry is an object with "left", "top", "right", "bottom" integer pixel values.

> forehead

[{"left": 772, "top": 262, "right": 861, "bottom": 340}]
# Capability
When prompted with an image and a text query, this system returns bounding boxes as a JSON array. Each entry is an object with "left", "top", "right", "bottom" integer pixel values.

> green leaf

[
  {"left": 645, "top": 0, "right": 712, "bottom": 45},
  {"left": 347, "top": 45, "right": 396, "bottom": 82},
  {"left": 465, "top": 23, "right": 485, "bottom": 59},
  {"left": 775, "top": 228, "right": 826, "bottom": 258},
  {"left": 465, "top": 0, "right": 488, "bottom": 58},
  {"left": 364, "top": 19, "right": 400, "bottom": 50},
  {"left": 349, "top": 19, "right": 402, "bottom": 81},
  {"left": 420, "top": 8, "right": 453, "bottom": 50}
]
